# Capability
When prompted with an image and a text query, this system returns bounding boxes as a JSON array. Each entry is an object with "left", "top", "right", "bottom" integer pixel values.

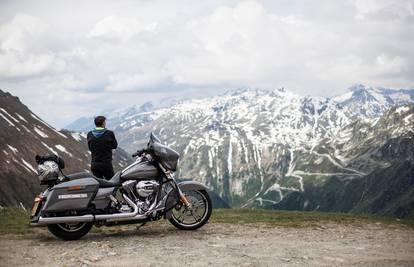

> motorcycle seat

[
  {"left": 65, "top": 171, "right": 121, "bottom": 188},
  {"left": 95, "top": 172, "right": 121, "bottom": 188}
]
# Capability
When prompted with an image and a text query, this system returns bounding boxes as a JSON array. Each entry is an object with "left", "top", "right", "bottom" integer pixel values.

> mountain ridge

[{"left": 3, "top": 85, "right": 414, "bottom": 217}]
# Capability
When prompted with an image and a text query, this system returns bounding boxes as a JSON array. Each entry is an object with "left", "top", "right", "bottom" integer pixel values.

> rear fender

[{"left": 164, "top": 180, "right": 208, "bottom": 219}]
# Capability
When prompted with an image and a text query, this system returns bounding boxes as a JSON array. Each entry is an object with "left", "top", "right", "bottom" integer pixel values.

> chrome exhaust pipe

[
  {"left": 34, "top": 194, "right": 146, "bottom": 226},
  {"left": 34, "top": 214, "right": 94, "bottom": 225}
]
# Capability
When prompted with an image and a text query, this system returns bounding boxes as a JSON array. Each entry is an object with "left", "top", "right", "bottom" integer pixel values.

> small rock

[
  {"left": 301, "top": 256, "right": 309, "bottom": 260},
  {"left": 108, "top": 252, "right": 117, "bottom": 256},
  {"left": 80, "top": 259, "right": 91, "bottom": 265},
  {"left": 89, "top": 257, "right": 100, "bottom": 262},
  {"left": 281, "top": 258, "right": 291, "bottom": 262}
]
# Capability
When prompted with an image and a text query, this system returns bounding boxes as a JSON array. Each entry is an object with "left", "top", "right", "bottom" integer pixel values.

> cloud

[
  {"left": 0, "top": 14, "right": 66, "bottom": 79},
  {"left": 106, "top": 70, "right": 169, "bottom": 91},
  {"left": 353, "top": 0, "right": 414, "bottom": 20},
  {"left": 88, "top": 16, "right": 157, "bottom": 42},
  {"left": 0, "top": 0, "right": 413, "bottom": 126}
]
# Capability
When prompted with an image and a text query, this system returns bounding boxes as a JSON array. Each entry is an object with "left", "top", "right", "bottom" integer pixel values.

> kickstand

[{"left": 136, "top": 222, "right": 146, "bottom": 230}]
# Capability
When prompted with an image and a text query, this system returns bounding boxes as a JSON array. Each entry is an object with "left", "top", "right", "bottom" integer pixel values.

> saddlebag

[{"left": 42, "top": 178, "right": 99, "bottom": 212}]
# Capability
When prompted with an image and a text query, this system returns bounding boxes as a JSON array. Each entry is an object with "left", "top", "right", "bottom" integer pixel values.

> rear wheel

[
  {"left": 47, "top": 222, "right": 93, "bottom": 240},
  {"left": 169, "top": 189, "right": 212, "bottom": 230}
]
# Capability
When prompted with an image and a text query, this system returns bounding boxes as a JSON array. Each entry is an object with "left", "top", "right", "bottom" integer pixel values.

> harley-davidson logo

[{"left": 58, "top": 193, "right": 88, "bottom": 199}]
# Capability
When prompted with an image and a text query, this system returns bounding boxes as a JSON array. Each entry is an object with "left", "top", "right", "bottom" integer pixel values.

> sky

[{"left": 0, "top": 0, "right": 413, "bottom": 127}]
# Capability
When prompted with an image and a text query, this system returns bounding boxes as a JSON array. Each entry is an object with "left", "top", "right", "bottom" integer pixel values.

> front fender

[
  {"left": 164, "top": 180, "right": 209, "bottom": 219},
  {"left": 177, "top": 180, "right": 209, "bottom": 191}
]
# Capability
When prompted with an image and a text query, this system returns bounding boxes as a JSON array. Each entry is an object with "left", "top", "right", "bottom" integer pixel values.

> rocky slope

[
  {"left": 273, "top": 105, "right": 414, "bottom": 218},
  {"left": 0, "top": 90, "right": 131, "bottom": 207}
]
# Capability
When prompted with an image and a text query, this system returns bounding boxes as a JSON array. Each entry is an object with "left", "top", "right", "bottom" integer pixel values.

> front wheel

[
  {"left": 169, "top": 189, "right": 212, "bottom": 230},
  {"left": 47, "top": 222, "right": 93, "bottom": 240}
]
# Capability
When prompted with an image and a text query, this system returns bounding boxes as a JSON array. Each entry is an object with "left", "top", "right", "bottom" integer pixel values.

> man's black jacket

[{"left": 87, "top": 128, "right": 118, "bottom": 164}]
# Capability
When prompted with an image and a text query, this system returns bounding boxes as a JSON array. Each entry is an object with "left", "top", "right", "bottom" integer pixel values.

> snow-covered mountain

[
  {"left": 65, "top": 97, "right": 187, "bottom": 133},
  {"left": 0, "top": 90, "right": 131, "bottom": 207},
  {"left": 64, "top": 84, "right": 414, "bottom": 217},
  {"left": 334, "top": 84, "right": 414, "bottom": 117}
]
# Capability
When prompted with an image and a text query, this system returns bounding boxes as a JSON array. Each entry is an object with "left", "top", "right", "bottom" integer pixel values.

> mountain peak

[{"left": 348, "top": 84, "right": 368, "bottom": 92}]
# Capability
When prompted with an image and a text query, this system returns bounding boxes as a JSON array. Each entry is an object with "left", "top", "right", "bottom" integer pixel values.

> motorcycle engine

[{"left": 122, "top": 180, "right": 159, "bottom": 213}]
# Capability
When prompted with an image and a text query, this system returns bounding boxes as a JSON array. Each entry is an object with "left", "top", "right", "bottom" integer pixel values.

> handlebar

[{"left": 132, "top": 148, "right": 147, "bottom": 158}]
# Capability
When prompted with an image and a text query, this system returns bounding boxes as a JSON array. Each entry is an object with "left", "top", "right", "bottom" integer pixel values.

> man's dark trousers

[{"left": 91, "top": 162, "right": 114, "bottom": 180}]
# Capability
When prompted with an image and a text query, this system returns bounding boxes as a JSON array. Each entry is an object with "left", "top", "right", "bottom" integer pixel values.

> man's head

[{"left": 94, "top": 116, "right": 106, "bottom": 128}]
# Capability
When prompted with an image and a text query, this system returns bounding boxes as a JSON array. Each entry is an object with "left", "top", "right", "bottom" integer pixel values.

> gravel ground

[{"left": 0, "top": 221, "right": 413, "bottom": 267}]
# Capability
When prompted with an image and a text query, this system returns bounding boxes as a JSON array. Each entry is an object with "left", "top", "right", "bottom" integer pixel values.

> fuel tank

[{"left": 121, "top": 161, "right": 159, "bottom": 180}]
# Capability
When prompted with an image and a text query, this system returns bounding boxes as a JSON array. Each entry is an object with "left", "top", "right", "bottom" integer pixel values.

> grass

[
  {"left": 0, "top": 208, "right": 32, "bottom": 236},
  {"left": 1, "top": 208, "right": 413, "bottom": 237},
  {"left": 212, "top": 209, "right": 414, "bottom": 228}
]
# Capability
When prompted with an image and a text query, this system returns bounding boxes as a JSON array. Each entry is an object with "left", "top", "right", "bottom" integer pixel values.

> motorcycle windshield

[
  {"left": 151, "top": 141, "right": 180, "bottom": 172},
  {"left": 150, "top": 132, "right": 161, "bottom": 144}
]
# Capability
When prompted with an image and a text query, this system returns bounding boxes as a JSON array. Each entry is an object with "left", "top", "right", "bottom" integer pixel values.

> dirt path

[{"left": 0, "top": 222, "right": 413, "bottom": 267}]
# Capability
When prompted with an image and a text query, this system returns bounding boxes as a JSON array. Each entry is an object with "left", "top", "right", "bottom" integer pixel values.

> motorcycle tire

[
  {"left": 47, "top": 222, "right": 93, "bottom": 240},
  {"left": 169, "top": 189, "right": 212, "bottom": 230}
]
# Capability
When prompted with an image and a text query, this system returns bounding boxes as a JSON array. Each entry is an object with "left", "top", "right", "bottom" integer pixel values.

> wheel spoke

[
  {"left": 190, "top": 211, "right": 201, "bottom": 222},
  {"left": 172, "top": 190, "right": 208, "bottom": 227}
]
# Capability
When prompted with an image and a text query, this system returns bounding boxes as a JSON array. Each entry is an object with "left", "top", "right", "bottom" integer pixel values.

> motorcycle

[{"left": 30, "top": 133, "right": 212, "bottom": 240}]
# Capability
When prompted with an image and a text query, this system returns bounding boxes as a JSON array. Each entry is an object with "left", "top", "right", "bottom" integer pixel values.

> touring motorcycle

[{"left": 30, "top": 133, "right": 212, "bottom": 240}]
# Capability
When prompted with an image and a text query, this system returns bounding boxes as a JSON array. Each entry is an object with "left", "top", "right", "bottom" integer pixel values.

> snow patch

[
  {"left": 15, "top": 113, "right": 28, "bottom": 123},
  {"left": 71, "top": 132, "right": 83, "bottom": 141},
  {"left": 0, "top": 112, "right": 15, "bottom": 126},
  {"left": 34, "top": 127, "right": 49, "bottom": 138},
  {"left": 41, "top": 142, "right": 58, "bottom": 155},
  {"left": 227, "top": 131, "right": 233, "bottom": 175},
  {"left": 55, "top": 144, "right": 73, "bottom": 157},
  {"left": 54, "top": 130, "right": 68, "bottom": 138},
  {"left": 7, "top": 144, "right": 18, "bottom": 154},
  {"left": 31, "top": 113, "right": 67, "bottom": 138},
  {"left": 0, "top": 108, "right": 19, "bottom": 123},
  {"left": 22, "top": 159, "right": 37, "bottom": 173},
  {"left": 396, "top": 106, "right": 410, "bottom": 114},
  {"left": 21, "top": 124, "right": 31, "bottom": 133},
  {"left": 404, "top": 114, "right": 413, "bottom": 124}
]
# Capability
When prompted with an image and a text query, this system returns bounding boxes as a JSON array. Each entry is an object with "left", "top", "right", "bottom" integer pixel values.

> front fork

[
  {"left": 159, "top": 164, "right": 191, "bottom": 208},
  {"left": 176, "top": 183, "right": 191, "bottom": 207}
]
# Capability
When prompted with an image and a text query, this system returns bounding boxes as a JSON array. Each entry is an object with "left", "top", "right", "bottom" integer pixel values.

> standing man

[{"left": 87, "top": 116, "right": 118, "bottom": 180}]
